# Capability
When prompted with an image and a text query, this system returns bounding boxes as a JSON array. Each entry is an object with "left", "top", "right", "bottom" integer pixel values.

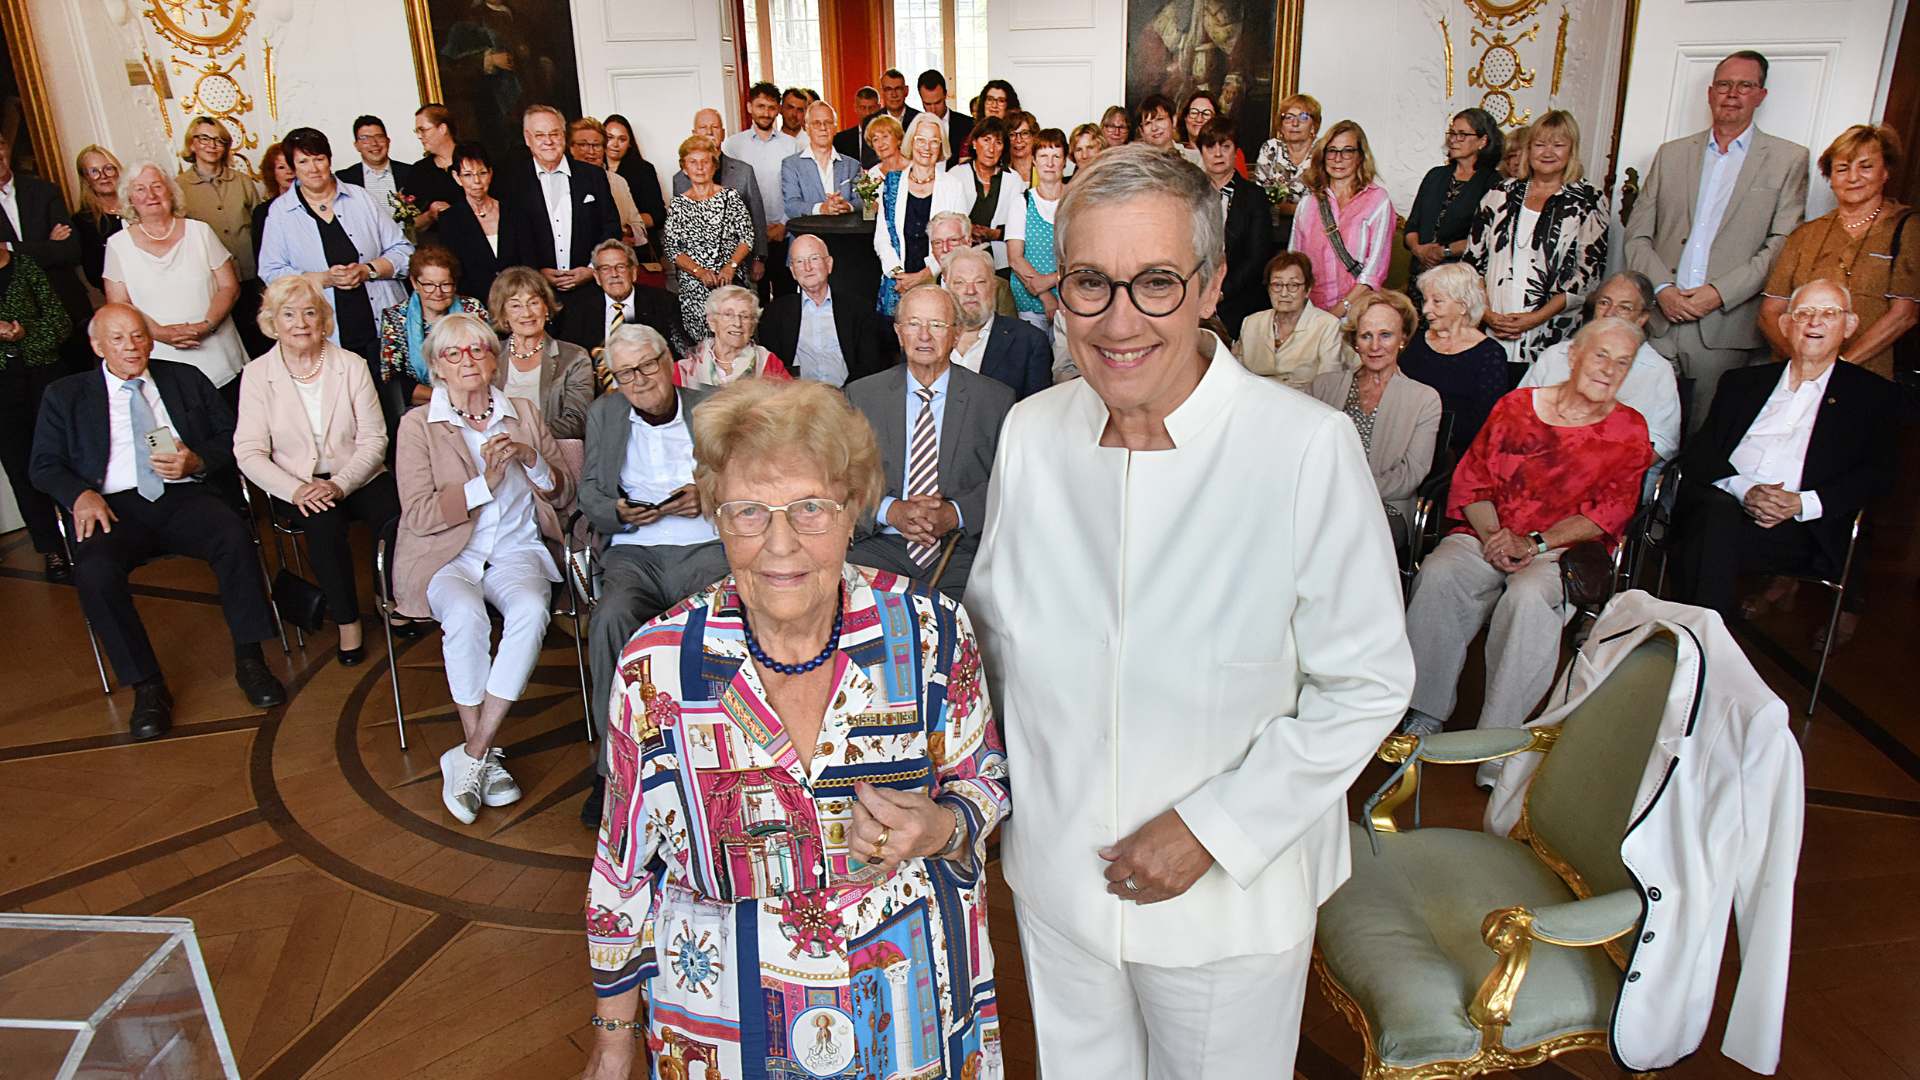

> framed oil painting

[
  {"left": 405, "top": 0, "right": 584, "bottom": 162},
  {"left": 1125, "top": 0, "right": 1301, "bottom": 151}
]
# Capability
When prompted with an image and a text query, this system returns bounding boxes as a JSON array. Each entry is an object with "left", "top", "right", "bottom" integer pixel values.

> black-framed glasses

[
  {"left": 413, "top": 279, "right": 456, "bottom": 293},
  {"left": 1324, "top": 146, "right": 1362, "bottom": 159},
  {"left": 1059, "top": 263, "right": 1203, "bottom": 318},
  {"left": 716, "top": 498, "right": 845, "bottom": 536},
  {"left": 610, "top": 357, "right": 666, "bottom": 382},
  {"left": 1445, "top": 129, "right": 1481, "bottom": 141}
]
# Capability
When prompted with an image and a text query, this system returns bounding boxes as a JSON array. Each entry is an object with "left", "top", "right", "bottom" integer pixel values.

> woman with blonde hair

[
  {"left": 235, "top": 275, "right": 400, "bottom": 664},
  {"left": 1289, "top": 119, "right": 1396, "bottom": 318},
  {"left": 487, "top": 264, "right": 595, "bottom": 439},
  {"left": 864, "top": 113, "right": 908, "bottom": 177},
  {"left": 873, "top": 113, "right": 949, "bottom": 314},
  {"left": 1068, "top": 122, "right": 1104, "bottom": 176},
  {"left": 664, "top": 134, "right": 753, "bottom": 343},
  {"left": 1311, "top": 289, "right": 1443, "bottom": 546},
  {"left": 175, "top": 116, "right": 261, "bottom": 286},
  {"left": 1465, "top": 108, "right": 1609, "bottom": 368},
  {"left": 73, "top": 144, "right": 124, "bottom": 290},
  {"left": 1255, "top": 92, "right": 1321, "bottom": 213}
]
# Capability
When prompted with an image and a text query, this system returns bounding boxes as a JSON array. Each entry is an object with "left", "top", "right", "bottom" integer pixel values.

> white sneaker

[
  {"left": 480, "top": 748, "right": 522, "bottom": 807},
  {"left": 440, "top": 745, "right": 485, "bottom": 824}
]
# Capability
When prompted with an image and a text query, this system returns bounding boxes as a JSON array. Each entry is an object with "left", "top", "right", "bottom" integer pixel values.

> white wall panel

[
  {"left": 605, "top": 0, "right": 700, "bottom": 43},
  {"left": 987, "top": 0, "right": 1125, "bottom": 132},
  {"left": 1006, "top": 57, "right": 1098, "bottom": 133},
  {"left": 1006, "top": 0, "right": 1096, "bottom": 32}
]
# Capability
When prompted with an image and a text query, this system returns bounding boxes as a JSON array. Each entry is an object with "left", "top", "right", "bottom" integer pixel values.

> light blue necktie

[{"left": 124, "top": 378, "right": 165, "bottom": 501}]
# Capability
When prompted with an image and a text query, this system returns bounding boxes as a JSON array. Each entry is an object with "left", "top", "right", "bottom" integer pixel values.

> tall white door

[
  {"left": 570, "top": 0, "right": 745, "bottom": 208},
  {"left": 1614, "top": 0, "right": 1901, "bottom": 226}
]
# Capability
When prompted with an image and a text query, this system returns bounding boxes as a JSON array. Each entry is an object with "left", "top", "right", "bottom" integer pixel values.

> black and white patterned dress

[
  {"left": 664, "top": 185, "right": 753, "bottom": 344},
  {"left": 1464, "top": 177, "right": 1609, "bottom": 366}
]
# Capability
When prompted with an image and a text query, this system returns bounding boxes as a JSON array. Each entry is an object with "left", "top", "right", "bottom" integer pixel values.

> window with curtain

[
  {"left": 892, "top": 0, "right": 991, "bottom": 108},
  {"left": 744, "top": 0, "right": 826, "bottom": 94}
]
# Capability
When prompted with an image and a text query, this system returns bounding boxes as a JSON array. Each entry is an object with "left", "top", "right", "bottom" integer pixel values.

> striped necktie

[
  {"left": 598, "top": 301, "right": 626, "bottom": 391},
  {"left": 905, "top": 386, "right": 939, "bottom": 567}
]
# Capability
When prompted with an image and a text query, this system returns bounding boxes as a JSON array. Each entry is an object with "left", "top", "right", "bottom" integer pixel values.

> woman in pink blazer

[
  {"left": 392, "top": 311, "right": 574, "bottom": 826},
  {"left": 235, "top": 275, "right": 399, "bottom": 665}
]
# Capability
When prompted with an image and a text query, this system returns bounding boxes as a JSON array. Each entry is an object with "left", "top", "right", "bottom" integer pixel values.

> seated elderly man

[
  {"left": 1404, "top": 316, "right": 1653, "bottom": 785},
  {"left": 30, "top": 303, "right": 286, "bottom": 739},
  {"left": 927, "top": 209, "right": 1016, "bottom": 314},
  {"left": 555, "top": 238, "right": 680, "bottom": 369},
  {"left": 578, "top": 324, "right": 729, "bottom": 824},
  {"left": 1520, "top": 269, "right": 1683, "bottom": 463},
  {"left": 1671, "top": 279, "right": 1894, "bottom": 648},
  {"left": 943, "top": 244, "right": 1053, "bottom": 400},
  {"left": 845, "top": 283, "right": 1013, "bottom": 599},
  {"left": 756, "top": 233, "right": 883, "bottom": 386}
]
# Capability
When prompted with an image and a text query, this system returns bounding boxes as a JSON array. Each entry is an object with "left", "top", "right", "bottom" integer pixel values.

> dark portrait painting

[
  {"left": 1125, "top": 0, "right": 1276, "bottom": 150},
  {"left": 408, "top": 0, "right": 584, "bottom": 161}
]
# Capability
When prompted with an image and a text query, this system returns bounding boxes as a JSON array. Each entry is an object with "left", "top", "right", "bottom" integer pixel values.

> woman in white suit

[
  {"left": 933, "top": 115, "right": 1027, "bottom": 270},
  {"left": 872, "top": 113, "right": 948, "bottom": 317}
]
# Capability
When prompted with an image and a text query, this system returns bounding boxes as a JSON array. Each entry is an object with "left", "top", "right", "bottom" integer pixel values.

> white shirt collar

[
  {"left": 536, "top": 157, "right": 572, "bottom": 178},
  {"left": 801, "top": 289, "right": 834, "bottom": 311},
  {"left": 427, "top": 384, "right": 518, "bottom": 425},
  {"left": 1778, "top": 358, "right": 1838, "bottom": 395},
  {"left": 101, "top": 361, "right": 153, "bottom": 394},
  {"left": 1710, "top": 124, "right": 1755, "bottom": 156}
]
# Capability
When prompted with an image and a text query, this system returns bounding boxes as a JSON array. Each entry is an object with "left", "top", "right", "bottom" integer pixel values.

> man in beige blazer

[{"left": 1624, "top": 50, "right": 1808, "bottom": 427}]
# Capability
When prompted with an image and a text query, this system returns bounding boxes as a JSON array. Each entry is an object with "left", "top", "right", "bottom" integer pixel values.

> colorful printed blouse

[
  {"left": 1463, "top": 178, "right": 1610, "bottom": 365},
  {"left": 588, "top": 564, "right": 1010, "bottom": 1080},
  {"left": 1447, "top": 389, "right": 1651, "bottom": 550}
]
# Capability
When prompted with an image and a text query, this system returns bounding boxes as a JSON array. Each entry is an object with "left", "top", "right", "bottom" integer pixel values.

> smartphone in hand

[{"left": 144, "top": 427, "right": 180, "bottom": 456}]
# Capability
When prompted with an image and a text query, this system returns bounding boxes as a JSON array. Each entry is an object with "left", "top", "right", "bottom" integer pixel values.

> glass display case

[{"left": 0, "top": 914, "right": 239, "bottom": 1078}]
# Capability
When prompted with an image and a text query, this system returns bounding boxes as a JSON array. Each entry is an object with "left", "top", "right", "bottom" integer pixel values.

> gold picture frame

[
  {"left": 0, "top": 0, "right": 70, "bottom": 207},
  {"left": 400, "top": 0, "right": 584, "bottom": 162},
  {"left": 1271, "top": 0, "right": 1307, "bottom": 122},
  {"left": 404, "top": 0, "right": 442, "bottom": 106}
]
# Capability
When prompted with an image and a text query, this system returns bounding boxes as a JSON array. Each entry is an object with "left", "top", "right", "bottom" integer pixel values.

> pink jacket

[
  {"left": 233, "top": 342, "right": 388, "bottom": 502},
  {"left": 1289, "top": 182, "right": 1396, "bottom": 311}
]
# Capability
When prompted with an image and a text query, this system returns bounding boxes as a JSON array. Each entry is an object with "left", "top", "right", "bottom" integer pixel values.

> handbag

[
  {"left": 1557, "top": 539, "right": 1616, "bottom": 612},
  {"left": 273, "top": 567, "right": 328, "bottom": 633}
]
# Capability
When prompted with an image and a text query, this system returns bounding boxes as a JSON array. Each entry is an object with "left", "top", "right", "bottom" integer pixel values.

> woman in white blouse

[
  {"left": 234, "top": 276, "right": 399, "bottom": 664},
  {"left": 933, "top": 116, "right": 1027, "bottom": 270},
  {"left": 103, "top": 162, "right": 249, "bottom": 405}
]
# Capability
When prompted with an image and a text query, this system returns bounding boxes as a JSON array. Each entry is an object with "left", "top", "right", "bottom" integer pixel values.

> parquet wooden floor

[{"left": 2, "top": 422, "right": 1918, "bottom": 1079}]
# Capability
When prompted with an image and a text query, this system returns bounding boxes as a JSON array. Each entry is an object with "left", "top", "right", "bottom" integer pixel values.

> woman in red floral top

[{"left": 1401, "top": 317, "right": 1652, "bottom": 785}]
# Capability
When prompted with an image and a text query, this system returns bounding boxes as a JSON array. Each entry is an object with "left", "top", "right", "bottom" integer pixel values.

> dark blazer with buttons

[
  {"left": 845, "top": 362, "right": 1013, "bottom": 543},
  {"left": 834, "top": 122, "right": 878, "bottom": 169},
  {"left": 1682, "top": 359, "right": 1894, "bottom": 567},
  {"left": 499, "top": 155, "right": 621, "bottom": 272},
  {"left": 556, "top": 282, "right": 684, "bottom": 355},
  {"left": 757, "top": 287, "right": 887, "bottom": 385},
  {"left": 336, "top": 159, "right": 422, "bottom": 199},
  {"left": 6, "top": 172, "right": 91, "bottom": 325},
  {"left": 1219, "top": 174, "right": 1277, "bottom": 337},
  {"left": 30, "top": 358, "right": 237, "bottom": 508},
  {"left": 979, "top": 315, "right": 1053, "bottom": 401}
]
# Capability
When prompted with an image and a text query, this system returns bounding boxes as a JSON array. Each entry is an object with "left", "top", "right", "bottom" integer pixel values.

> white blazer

[
  {"left": 1487, "top": 591, "right": 1801, "bottom": 1075},
  {"left": 932, "top": 164, "right": 1027, "bottom": 269},
  {"left": 872, "top": 163, "right": 948, "bottom": 278},
  {"left": 969, "top": 333, "right": 1415, "bottom": 969}
]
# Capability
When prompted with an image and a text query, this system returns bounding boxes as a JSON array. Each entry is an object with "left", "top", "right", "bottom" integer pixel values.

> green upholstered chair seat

[{"left": 1318, "top": 823, "right": 1623, "bottom": 1071}]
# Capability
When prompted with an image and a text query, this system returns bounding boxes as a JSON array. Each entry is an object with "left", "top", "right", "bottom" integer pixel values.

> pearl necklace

[
  {"left": 741, "top": 593, "right": 844, "bottom": 676},
  {"left": 507, "top": 335, "right": 544, "bottom": 365},
  {"left": 136, "top": 217, "right": 178, "bottom": 242},
  {"left": 1840, "top": 201, "right": 1885, "bottom": 233},
  {"left": 283, "top": 350, "right": 324, "bottom": 382}
]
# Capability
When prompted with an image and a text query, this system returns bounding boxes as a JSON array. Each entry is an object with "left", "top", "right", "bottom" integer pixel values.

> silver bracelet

[{"left": 936, "top": 803, "right": 968, "bottom": 859}]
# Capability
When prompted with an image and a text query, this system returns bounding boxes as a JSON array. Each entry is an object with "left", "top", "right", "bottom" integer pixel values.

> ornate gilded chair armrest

[
  {"left": 1527, "top": 888, "right": 1642, "bottom": 947},
  {"left": 1366, "top": 727, "right": 1560, "bottom": 835}
]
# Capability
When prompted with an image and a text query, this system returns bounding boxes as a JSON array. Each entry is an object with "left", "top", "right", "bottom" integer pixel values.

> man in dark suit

[
  {"left": 917, "top": 69, "right": 974, "bottom": 167},
  {"left": 0, "top": 132, "right": 92, "bottom": 350},
  {"left": 834, "top": 86, "right": 883, "bottom": 168},
  {"left": 846, "top": 285, "right": 1013, "bottom": 600},
  {"left": 335, "top": 115, "right": 439, "bottom": 230},
  {"left": 500, "top": 104, "right": 620, "bottom": 298},
  {"left": 674, "top": 109, "right": 770, "bottom": 277},
  {"left": 577, "top": 323, "right": 727, "bottom": 823},
  {"left": 942, "top": 245, "right": 1053, "bottom": 400},
  {"left": 758, "top": 234, "right": 885, "bottom": 386},
  {"left": 29, "top": 304, "right": 287, "bottom": 739},
  {"left": 1670, "top": 279, "right": 1893, "bottom": 646},
  {"left": 556, "top": 239, "right": 681, "bottom": 375},
  {"left": 1197, "top": 119, "right": 1276, "bottom": 337},
  {"left": 876, "top": 69, "right": 919, "bottom": 134}
]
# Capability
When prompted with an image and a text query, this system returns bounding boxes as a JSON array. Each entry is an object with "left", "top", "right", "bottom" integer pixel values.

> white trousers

[
  {"left": 1016, "top": 905, "right": 1312, "bottom": 1079},
  {"left": 426, "top": 550, "right": 553, "bottom": 707}
]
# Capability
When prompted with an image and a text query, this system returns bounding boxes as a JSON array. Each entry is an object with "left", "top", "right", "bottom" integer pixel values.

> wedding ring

[
  {"left": 873, "top": 828, "right": 891, "bottom": 854},
  {"left": 1124, "top": 876, "right": 1141, "bottom": 893}
]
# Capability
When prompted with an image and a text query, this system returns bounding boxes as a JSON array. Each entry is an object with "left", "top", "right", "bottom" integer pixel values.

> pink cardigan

[
  {"left": 233, "top": 342, "right": 388, "bottom": 502},
  {"left": 1289, "top": 182, "right": 1396, "bottom": 311}
]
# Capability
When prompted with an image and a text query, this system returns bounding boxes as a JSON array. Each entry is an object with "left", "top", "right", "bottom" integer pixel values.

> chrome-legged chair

[{"left": 1801, "top": 510, "right": 1864, "bottom": 716}]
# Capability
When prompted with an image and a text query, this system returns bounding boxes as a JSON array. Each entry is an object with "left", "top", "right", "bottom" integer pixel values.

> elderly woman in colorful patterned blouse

[
  {"left": 584, "top": 377, "right": 1008, "bottom": 1080},
  {"left": 1401, "top": 316, "right": 1652, "bottom": 787}
]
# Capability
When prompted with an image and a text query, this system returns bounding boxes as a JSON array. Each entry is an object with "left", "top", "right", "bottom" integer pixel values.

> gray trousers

[
  {"left": 1650, "top": 321, "right": 1767, "bottom": 433},
  {"left": 1407, "top": 534, "right": 1570, "bottom": 735},
  {"left": 848, "top": 532, "right": 975, "bottom": 602},
  {"left": 589, "top": 540, "right": 730, "bottom": 774}
]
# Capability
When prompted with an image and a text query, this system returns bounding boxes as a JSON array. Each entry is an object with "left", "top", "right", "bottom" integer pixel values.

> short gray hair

[
  {"left": 1598, "top": 269, "right": 1657, "bottom": 314},
  {"left": 1055, "top": 144, "right": 1223, "bottom": 284},
  {"left": 894, "top": 282, "right": 960, "bottom": 323},
  {"left": 592, "top": 238, "right": 638, "bottom": 267},
  {"left": 423, "top": 311, "right": 499, "bottom": 381},
  {"left": 1415, "top": 262, "right": 1487, "bottom": 324},
  {"left": 704, "top": 284, "right": 760, "bottom": 322},
  {"left": 605, "top": 322, "right": 669, "bottom": 363},
  {"left": 1787, "top": 278, "right": 1852, "bottom": 311},
  {"left": 116, "top": 162, "right": 187, "bottom": 220},
  {"left": 928, "top": 211, "right": 971, "bottom": 240},
  {"left": 1572, "top": 314, "right": 1646, "bottom": 354},
  {"left": 941, "top": 244, "right": 995, "bottom": 280}
]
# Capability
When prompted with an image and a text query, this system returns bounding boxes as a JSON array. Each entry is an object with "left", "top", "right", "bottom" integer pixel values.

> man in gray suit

[
  {"left": 1624, "top": 49, "right": 1808, "bottom": 427},
  {"left": 846, "top": 284, "right": 1014, "bottom": 601},
  {"left": 578, "top": 324, "right": 729, "bottom": 823}
]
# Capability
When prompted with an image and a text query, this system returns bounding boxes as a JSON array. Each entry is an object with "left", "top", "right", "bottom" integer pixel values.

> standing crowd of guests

[{"left": 3, "top": 47, "right": 1905, "bottom": 1080}]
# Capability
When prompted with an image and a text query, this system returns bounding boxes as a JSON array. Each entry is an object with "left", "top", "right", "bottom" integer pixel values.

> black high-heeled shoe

[{"left": 337, "top": 644, "right": 366, "bottom": 666}]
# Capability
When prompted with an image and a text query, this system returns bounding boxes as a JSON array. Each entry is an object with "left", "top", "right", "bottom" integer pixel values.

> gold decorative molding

[
  {"left": 0, "top": 0, "right": 71, "bottom": 206},
  {"left": 404, "top": 0, "right": 443, "bottom": 106},
  {"left": 263, "top": 42, "right": 277, "bottom": 121},
  {"left": 1464, "top": 0, "right": 1549, "bottom": 29},
  {"left": 1468, "top": 23, "right": 1540, "bottom": 128},
  {"left": 1550, "top": 6, "right": 1570, "bottom": 96},
  {"left": 1440, "top": 17, "right": 1455, "bottom": 99},
  {"left": 144, "top": 0, "right": 255, "bottom": 56}
]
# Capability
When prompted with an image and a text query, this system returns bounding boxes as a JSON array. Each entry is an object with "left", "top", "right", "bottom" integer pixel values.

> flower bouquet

[
  {"left": 853, "top": 172, "right": 882, "bottom": 221},
  {"left": 389, "top": 191, "right": 422, "bottom": 241}
]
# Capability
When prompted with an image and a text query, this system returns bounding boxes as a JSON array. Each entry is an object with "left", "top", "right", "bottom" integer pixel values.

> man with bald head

[
  {"left": 30, "top": 303, "right": 286, "bottom": 739},
  {"left": 757, "top": 233, "right": 882, "bottom": 386},
  {"left": 844, "top": 284, "right": 1013, "bottom": 599},
  {"left": 1671, "top": 278, "right": 1894, "bottom": 644},
  {"left": 674, "top": 108, "right": 769, "bottom": 277}
]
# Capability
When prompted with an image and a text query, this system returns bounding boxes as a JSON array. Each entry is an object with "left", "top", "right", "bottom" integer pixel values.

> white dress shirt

[
  {"left": 1673, "top": 125, "right": 1754, "bottom": 290},
  {"left": 1520, "top": 338, "right": 1683, "bottom": 460},
  {"left": 807, "top": 147, "right": 847, "bottom": 212},
  {"left": 722, "top": 127, "right": 798, "bottom": 226},
  {"left": 876, "top": 366, "right": 956, "bottom": 534},
  {"left": 358, "top": 162, "right": 397, "bottom": 207},
  {"left": 609, "top": 400, "right": 717, "bottom": 548},
  {"left": 793, "top": 290, "right": 847, "bottom": 385},
  {"left": 536, "top": 158, "right": 575, "bottom": 270},
  {"left": 1714, "top": 360, "right": 1833, "bottom": 520},
  {"left": 100, "top": 364, "right": 187, "bottom": 495},
  {"left": 952, "top": 320, "right": 992, "bottom": 374},
  {"left": 969, "top": 332, "right": 1414, "bottom": 968},
  {"left": 0, "top": 177, "right": 22, "bottom": 241},
  {"left": 429, "top": 387, "right": 561, "bottom": 576}
]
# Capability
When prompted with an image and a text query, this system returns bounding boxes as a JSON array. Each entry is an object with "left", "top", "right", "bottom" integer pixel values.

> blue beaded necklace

[{"left": 741, "top": 590, "right": 844, "bottom": 676}]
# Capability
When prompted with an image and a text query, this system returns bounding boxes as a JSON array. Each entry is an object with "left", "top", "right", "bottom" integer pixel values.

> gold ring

[{"left": 873, "top": 827, "right": 891, "bottom": 853}]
